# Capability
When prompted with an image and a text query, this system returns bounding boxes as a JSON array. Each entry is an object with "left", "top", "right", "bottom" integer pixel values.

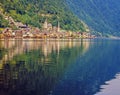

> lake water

[{"left": 0, "top": 39, "right": 120, "bottom": 95}]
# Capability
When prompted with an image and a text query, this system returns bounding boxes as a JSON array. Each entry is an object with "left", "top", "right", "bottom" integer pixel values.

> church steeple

[
  {"left": 43, "top": 19, "right": 48, "bottom": 29},
  {"left": 57, "top": 21, "right": 60, "bottom": 32}
]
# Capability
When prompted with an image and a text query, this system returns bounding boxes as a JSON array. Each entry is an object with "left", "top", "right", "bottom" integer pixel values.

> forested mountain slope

[
  {"left": 67, "top": 0, "right": 120, "bottom": 36},
  {"left": 0, "top": 0, "right": 87, "bottom": 32}
]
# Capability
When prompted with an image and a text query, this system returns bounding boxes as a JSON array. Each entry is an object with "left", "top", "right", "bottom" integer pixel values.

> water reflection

[
  {"left": 0, "top": 39, "right": 90, "bottom": 64},
  {"left": 51, "top": 39, "right": 120, "bottom": 95},
  {"left": 0, "top": 39, "right": 90, "bottom": 95},
  {"left": 1, "top": 39, "right": 120, "bottom": 95}
]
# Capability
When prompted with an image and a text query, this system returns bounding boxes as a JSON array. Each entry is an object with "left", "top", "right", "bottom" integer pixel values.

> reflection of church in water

[{"left": 0, "top": 39, "right": 90, "bottom": 95}]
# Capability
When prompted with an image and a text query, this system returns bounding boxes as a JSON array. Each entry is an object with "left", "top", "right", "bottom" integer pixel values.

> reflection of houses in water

[
  {"left": 0, "top": 39, "right": 90, "bottom": 95},
  {"left": 0, "top": 39, "right": 90, "bottom": 64}
]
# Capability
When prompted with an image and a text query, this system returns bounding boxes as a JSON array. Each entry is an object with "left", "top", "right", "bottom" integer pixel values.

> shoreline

[{"left": 0, "top": 38, "right": 94, "bottom": 41}]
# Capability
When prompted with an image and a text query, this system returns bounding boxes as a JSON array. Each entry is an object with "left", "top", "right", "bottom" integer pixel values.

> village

[{"left": 0, "top": 16, "right": 95, "bottom": 39}]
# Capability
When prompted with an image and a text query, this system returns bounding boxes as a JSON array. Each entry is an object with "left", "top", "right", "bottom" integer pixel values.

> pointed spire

[
  {"left": 57, "top": 21, "right": 60, "bottom": 32},
  {"left": 43, "top": 18, "right": 48, "bottom": 29}
]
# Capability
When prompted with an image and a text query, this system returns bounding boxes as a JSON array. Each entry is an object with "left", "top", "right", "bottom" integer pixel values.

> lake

[{"left": 0, "top": 39, "right": 120, "bottom": 95}]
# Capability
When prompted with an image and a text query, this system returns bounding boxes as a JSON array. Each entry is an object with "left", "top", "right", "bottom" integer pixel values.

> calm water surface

[{"left": 0, "top": 39, "right": 120, "bottom": 95}]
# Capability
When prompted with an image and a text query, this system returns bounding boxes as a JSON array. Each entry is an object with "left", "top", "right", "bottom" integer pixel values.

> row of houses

[
  {"left": 0, "top": 19, "right": 95, "bottom": 39},
  {"left": 1, "top": 28, "right": 95, "bottom": 39}
]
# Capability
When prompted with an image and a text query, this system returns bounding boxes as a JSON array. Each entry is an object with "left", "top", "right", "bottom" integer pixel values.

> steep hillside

[
  {"left": 0, "top": 0, "right": 88, "bottom": 32},
  {"left": 66, "top": 0, "right": 120, "bottom": 36}
]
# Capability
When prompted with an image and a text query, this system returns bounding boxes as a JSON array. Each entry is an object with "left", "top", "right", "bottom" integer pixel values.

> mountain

[
  {"left": 0, "top": 0, "right": 88, "bottom": 32},
  {"left": 66, "top": 0, "right": 120, "bottom": 36}
]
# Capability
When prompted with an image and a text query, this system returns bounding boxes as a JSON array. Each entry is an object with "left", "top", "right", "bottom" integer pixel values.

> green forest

[
  {"left": 0, "top": 0, "right": 87, "bottom": 32},
  {"left": 0, "top": 14, "right": 9, "bottom": 28},
  {"left": 66, "top": 0, "right": 120, "bottom": 36}
]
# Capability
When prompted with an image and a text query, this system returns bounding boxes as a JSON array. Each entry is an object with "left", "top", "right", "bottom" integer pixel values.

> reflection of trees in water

[
  {"left": 0, "top": 41, "right": 7, "bottom": 61},
  {"left": 0, "top": 39, "right": 90, "bottom": 65},
  {"left": 0, "top": 39, "right": 90, "bottom": 95},
  {"left": 52, "top": 40, "right": 120, "bottom": 95}
]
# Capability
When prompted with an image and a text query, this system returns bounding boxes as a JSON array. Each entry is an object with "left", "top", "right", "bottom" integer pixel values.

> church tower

[
  {"left": 43, "top": 19, "right": 48, "bottom": 29},
  {"left": 57, "top": 21, "right": 60, "bottom": 32}
]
